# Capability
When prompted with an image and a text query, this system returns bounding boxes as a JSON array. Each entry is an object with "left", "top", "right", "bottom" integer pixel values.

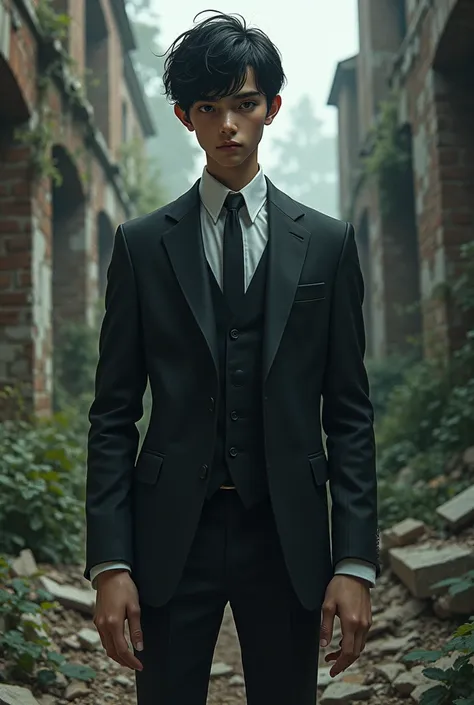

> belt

[{"left": 220, "top": 484, "right": 236, "bottom": 490}]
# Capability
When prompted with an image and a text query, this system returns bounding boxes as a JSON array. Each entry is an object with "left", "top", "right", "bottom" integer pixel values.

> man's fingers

[
  {"left": 111, "top": 623, "right": 143, "bottom": 671},
  {"left": 320, "top": 599, "right": 337, "bottom": 647},
  {"left": 127, "top": 602, "right": 144, "bottom": 652},
  {"left": 330, "top": 616, "right": 371, "bottom": 676},
  {"left": 101, "top": 630, "right": 129, "bottom": 668}
]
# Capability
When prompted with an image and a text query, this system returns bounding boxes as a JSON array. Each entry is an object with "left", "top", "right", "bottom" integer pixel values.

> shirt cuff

[
  {"left": 90, "top": 561, "right": 131, "bottom": 590},
  {"left": 334, "top": 559, "right": 376, "bottom": 587}
]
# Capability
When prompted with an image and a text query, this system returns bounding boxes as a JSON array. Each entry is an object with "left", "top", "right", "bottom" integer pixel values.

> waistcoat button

[
  {"left": 228, "top": 447, "right": 238, "bottom": 458},
  {"left": 199, "top": 464, "right": 209, "bottom": 479},
  {"left": 229, "top": 328, "right": 239, "bottom": 340}
]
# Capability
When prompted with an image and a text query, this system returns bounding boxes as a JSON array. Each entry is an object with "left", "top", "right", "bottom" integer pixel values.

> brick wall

[
  {"left": 0, "top": 0, "right": 141, "bottom": 419},
  {"left": 393, "top": 0, "right": 474, "bottom": 357},
  {"left": 332, "top": 0, "right": 472, "bottom": 360}
]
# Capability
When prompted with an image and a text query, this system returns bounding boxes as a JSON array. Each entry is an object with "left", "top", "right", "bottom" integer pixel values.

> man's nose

[{"left": 220, "top": 112, "right": 237, "bottom": 135}]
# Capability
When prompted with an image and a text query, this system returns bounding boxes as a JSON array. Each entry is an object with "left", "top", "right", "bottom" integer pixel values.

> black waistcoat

[{"left": 206, "top": 246, "right": 269, "bottom": 508}]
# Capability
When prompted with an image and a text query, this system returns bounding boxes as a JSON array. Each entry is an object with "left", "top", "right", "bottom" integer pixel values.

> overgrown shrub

[
  {"left": 0, "top": 555, "right": 95, "bottom": 688},
  {"left": 53, "top": 317, "right": 100, "bottom": 440},
  {"left": 366, "top": 350, "right": 420, "bottom": 422},
  {"left": 0, "top": 414, "right": 86, "bottom": 564},
  {"left": 403, "top": 574, "right": 474, "bottom": 705},
  {"left": 374, "top": 241, "right": 474, "bottom": 526}
]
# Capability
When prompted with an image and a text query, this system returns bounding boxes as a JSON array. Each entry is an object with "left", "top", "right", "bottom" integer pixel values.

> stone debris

[
  {"left": 64, "top": 681, "right": 90, "bottom": 702},
  {"left": 11, "top": 549, "right": 38, "bottom": 578},
  {"left": 320, "top": 682, "right": 373, "bottom": 704},
  {"left": 0, "top": 685, "right": 41, "bottom": 705},
  {"left": 389, "top": 544, "right": 474, "bottom": 598},
  {"left": 77, "top": 627, "right": 101, "bottom": 650},
  {"left": 436, "top": 484, "right": 474, "bottom": 531},
  {"left": 383, "top": 519, "right": 426, "bottom": 548},
  {"left": 210, "top": 662, "right": 233, "bottom": 677},
  {"left": 373, "top": 663, "right": 406, "bottom": 683},
  {"left": 39, "top": 576, "right": 95, "bottom": 616}
]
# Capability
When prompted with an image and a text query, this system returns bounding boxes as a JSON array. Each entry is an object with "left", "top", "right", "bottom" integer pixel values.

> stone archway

[
  {"left": 0, "top": 57, "right": 32, "bottom": 417},
  {"left": 51, "top": 145, "right": 87, "bottom": 329}
]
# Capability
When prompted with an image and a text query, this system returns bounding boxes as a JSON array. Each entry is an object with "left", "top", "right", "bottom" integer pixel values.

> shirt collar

[{"left": 199, "top": 166, "right": 267, "bottom": 224}]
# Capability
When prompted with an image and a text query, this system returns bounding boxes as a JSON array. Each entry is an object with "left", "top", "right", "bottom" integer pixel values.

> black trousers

[{"left": 135, "top": 490, "right": 321, "bottom": 705}]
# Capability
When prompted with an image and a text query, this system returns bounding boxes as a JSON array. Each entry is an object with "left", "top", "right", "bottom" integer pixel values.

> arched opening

[
  {"left": 383, "top": 124, "right": 421, "bottom": 354},
  {"left": 51, "top": 145, "right": 87, "bottom": 409},
  {"left": 97, "top": 211, "right": 115, "bottom": 299}
]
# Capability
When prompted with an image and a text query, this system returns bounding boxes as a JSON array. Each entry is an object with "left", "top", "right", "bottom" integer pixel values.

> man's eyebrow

[
  {"left": 233, "top": 90, "right": 262, "bottom": 99},
  {"left": 199, "top": 90, "right": 262, "bottom": 102}
]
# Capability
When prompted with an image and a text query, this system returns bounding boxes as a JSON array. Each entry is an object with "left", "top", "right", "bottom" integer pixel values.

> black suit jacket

[{"left": 85, "top": 178, "right": 379, "bottom": 610}]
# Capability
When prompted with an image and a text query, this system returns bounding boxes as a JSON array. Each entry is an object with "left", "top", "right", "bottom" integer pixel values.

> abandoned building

[
  {"left": 328, "top": 0, "right": 474, "bottom": 360},
  {"left": 0, "top": 0, "right": 155, "bottom": 417}
]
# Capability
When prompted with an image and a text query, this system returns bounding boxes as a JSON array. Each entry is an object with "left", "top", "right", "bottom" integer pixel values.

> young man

[{"left": 85, "top": 11, "right": 379, "bottom": 705}]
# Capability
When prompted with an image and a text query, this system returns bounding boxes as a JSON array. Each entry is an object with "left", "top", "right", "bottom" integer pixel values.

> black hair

[{"left": 162, "top": 10, "right": 286, "bottom": 116}]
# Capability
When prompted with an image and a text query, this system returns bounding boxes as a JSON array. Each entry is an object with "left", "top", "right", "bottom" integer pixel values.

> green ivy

[
  {"left": 36, "top": 0, "right": 70, "bottom": 40},
  {"left": 403, "top": 617, "right": 474, "bottom": 705},
  {"left": 363, "top": 94, "right": 412, "bottom": 216},
  {"left": 0, "top": 416, "right": 86, "bottom": 564},
  {"left": 0, "top": 556, "right": 96, "bottom": 687}
]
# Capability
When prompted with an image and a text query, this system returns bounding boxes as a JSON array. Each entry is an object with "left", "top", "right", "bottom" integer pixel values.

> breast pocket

[{"left": 294, "top": 282, "right": 325, "bottom": 303}]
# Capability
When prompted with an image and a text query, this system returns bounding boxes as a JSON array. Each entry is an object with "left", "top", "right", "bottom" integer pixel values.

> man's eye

[
  {"left": 240, "top": 101, "right": 257, "bottom": 110},
  {"left": 198, "top": 105, "right": 214, "bottom": 113}
]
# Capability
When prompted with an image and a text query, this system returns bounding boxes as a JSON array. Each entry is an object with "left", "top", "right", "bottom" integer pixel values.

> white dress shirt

[{"left": 90, "top": 166, "right": 376, "bottom": 589}]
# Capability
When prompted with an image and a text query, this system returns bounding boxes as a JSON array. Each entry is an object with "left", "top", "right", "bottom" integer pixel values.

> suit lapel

[
  {"left": 162, "top": 182, "right": 219, "bottom": 376},
  {"left": 263, "top": 179, "right": 310, "bottom": 382}
]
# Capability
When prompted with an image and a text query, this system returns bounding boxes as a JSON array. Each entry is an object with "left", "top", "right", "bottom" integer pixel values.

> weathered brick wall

[
  {"left": 0, "top": 0, "right": 136, "bottom": 418},
  {"left": 0, "top": 141, "right": 35, "bottom": 410},
  {"left": 393, "top": 0, "right": 474, "bottom": 357},
  {"left": 333, "top": 0, "right": 472, "bottom": 360}
]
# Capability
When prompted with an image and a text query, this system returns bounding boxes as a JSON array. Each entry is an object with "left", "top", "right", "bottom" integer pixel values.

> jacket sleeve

[
  {"left": 84, "top": 224, "right": 147, "bottom": 580},
  {"left": 321, "top": 222, "right": 380, "bottom": 574}
]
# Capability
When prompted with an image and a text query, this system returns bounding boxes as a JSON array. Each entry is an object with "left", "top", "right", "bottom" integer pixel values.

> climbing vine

[
  {"left": 363, "top": 94, "right": 412, "bottom": 216},
  {"left": 14, "top": 0, "right": 93, "bottom": 185}
]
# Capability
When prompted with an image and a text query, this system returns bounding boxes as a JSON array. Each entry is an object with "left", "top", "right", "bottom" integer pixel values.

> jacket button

[
  {"left": 228, "top": 447, "right": 238, "bottom": 458},
  {"left": 232, "top": 369, "right": 245, "bottom": 386},
  {"left": 199, "top": 464, "right": 209, "bottom": 479},
  {"left": 230, "top": 410, "right": 239, "bottom": 421},
  {"left": 229, "top": 328, "right": 239, "bottom": 340},
  {"left": 209, "top": 397, "right": 215, "bottom": 412}
]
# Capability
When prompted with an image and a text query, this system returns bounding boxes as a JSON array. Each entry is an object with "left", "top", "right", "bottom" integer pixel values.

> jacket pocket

[
  {"left": 294, "top": 282, "right": 325, "bottom": 303},
  {"left": 135, "top": 450, "right": 164, "bottom": 485},
  {"left": 308, "top": 451, "right": 329, "bottom": 486}
]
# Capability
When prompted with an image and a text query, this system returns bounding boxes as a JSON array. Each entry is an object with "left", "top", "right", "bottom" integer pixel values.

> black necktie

[{"left": 223, "top": 193, "right": 245, "bottom": 311}]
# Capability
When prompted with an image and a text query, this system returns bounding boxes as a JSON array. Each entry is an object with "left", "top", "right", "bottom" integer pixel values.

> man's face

[{"left": 175, "top": 68, "right": 281, "bottom": 169}]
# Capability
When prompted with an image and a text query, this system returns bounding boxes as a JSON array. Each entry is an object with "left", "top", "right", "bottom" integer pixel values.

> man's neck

[{"left": 205, "top": 154, "right": 259, "bottom": 192}]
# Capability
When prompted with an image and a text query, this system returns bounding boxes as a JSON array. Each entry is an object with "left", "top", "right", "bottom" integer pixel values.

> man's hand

[
  {"left": 93, "top": 570, "right": 144, "bottom": 671},
  {"left": 320, "top": 574, "right": 372, "bottom": 677}
]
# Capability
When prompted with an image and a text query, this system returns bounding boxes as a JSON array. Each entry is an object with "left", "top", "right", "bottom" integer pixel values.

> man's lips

[{"left": 217, "top": 142, "right": 242, "bottom": 149}]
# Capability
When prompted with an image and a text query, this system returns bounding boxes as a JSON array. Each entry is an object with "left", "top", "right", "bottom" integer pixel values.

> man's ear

[
  {"left": 265, "top": 95, "right": 282, "bottom": 126},
  {"left": 174, "top": 104, "right": 195, "bottom": 132}
]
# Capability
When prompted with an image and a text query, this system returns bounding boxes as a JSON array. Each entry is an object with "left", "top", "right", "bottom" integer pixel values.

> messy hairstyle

[{"left": 162, "top": 11, "right": 286, "bottom": 116}]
